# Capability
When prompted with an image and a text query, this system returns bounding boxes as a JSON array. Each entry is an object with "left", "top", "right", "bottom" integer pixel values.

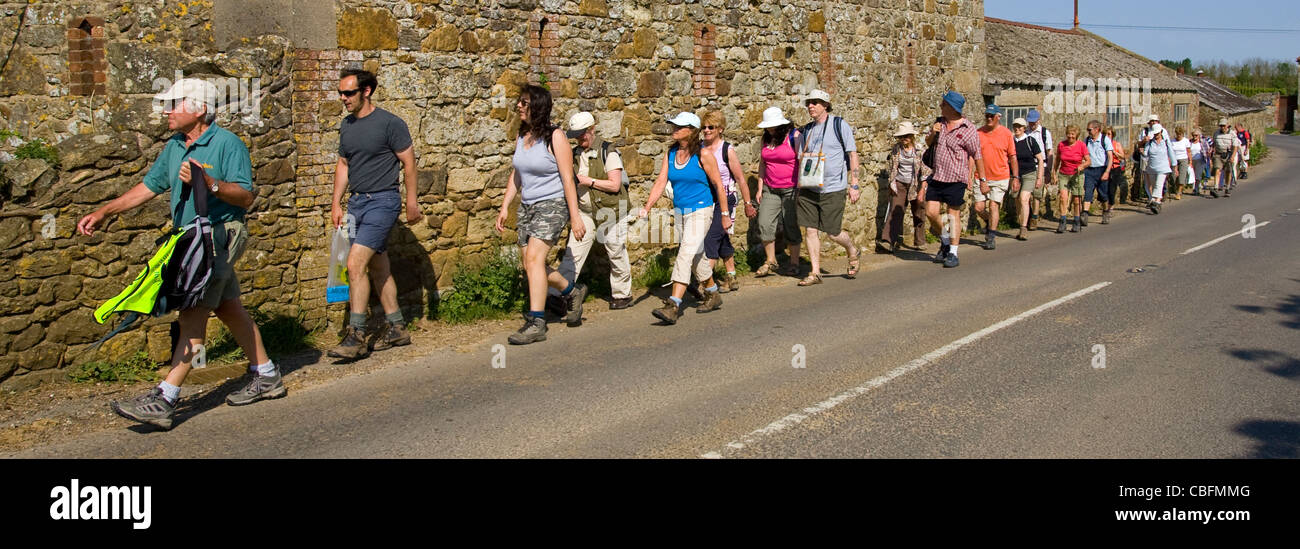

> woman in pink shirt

[
  {"left": 1053, "top": 125, "right": 1090, "bottom": 234},
  {"left": 753, "top": 107, "right": 803, "bottom": 277}
]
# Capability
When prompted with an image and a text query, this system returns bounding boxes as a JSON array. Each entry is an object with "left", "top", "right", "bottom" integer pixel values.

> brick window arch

[{"left": 67, "top": 16, "right": 106, "bottom": 96}]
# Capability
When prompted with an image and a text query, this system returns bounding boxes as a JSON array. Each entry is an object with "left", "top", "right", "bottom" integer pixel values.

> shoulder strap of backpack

[
  {"left": 833, "top": 116, "right": 849, "bottom": 162},
  {"left": 721, "top": 141, "right": 738, "bottom": 185}
]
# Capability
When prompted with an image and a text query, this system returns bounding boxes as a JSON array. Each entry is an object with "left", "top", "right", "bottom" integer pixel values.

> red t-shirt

[{"left": 1056, "top": 140, "right": 1087, "bottom": 175}]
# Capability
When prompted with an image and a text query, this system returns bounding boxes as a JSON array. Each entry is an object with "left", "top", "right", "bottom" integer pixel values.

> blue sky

[{"left": 984, "top": 0, "right": 1300, "bottom": 65}]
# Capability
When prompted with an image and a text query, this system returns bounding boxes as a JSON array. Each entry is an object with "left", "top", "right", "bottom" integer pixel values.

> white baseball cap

[
  {"left": 1012, "top": 117, "right": 1028, "bottom": 128},
  {"left": 756, "top": 107, "right": 791, "bottom": 129},
  {"left": 666, "top": 112, "right": 701, "bottom": 129},
  {"left": 1147, "top": 113, "right": 1160, "bottom": 122},
  {"left": 566, "top": 111, "right": 596, "bottom": 138},
  {"left": 804, "top": 89, "right": 832, "bottom": 106},
  {"left": 154, "top": 78, "right": 218, "bottom": 112}
]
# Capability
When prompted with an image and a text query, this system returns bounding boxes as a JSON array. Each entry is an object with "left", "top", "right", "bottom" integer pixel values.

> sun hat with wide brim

[
  {"left": 893, "top": 121, "right": 919, "bottom": 137},
  {"left": 757, "top": 106, "right": 791, "bottom": 129}
]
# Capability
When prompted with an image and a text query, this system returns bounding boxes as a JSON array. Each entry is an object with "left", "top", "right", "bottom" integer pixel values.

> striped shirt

[{"left": 931, "top": 118, "right": 981, "bottom": 184}]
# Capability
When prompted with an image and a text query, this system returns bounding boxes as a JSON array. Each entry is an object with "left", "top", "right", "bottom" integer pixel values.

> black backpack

[{"left": 157, "top": 163, "right": 215, "bottom": 314}]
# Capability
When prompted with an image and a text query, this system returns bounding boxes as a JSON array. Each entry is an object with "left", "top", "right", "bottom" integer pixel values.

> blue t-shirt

[
  {"left": 142, "top": 125, "right": 254, "bottom": 227},
  {"left": 667, "top": 146, "right": 714, "bottom": 215},
  {"left": 1085, "top": 134, "right": 1112, "bottom": 168},
  {"left": 802, "top": 116, "right": 857, "bottom": 192}
]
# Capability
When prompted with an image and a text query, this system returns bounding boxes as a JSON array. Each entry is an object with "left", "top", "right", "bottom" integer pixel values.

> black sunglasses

[
  {"left": 338, "top": 88, "right": 362, "bottom": 97},
  {"left": 702, "top": 125, "right": 719, "bottom": 130}
]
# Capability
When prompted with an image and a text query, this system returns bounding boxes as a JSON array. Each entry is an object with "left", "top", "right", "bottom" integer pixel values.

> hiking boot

[
  {"left": 563, "top": 282, "right": 588, "bottom": 326},
  {"left": 1015, "top": 228, "right": 1027, "bottom": 241},
  {"left": 1071, "top": 217, "right": 1080, "bottom": 232},
  {"left": 933, "top": 243, "right": 949, "bottom": 263},
  {"left": 943, "top": 253, "right": 960, "bottom": 268},
  {"left": 686, "top": 283, "right": 705, "bottom": 302},
  {"left": 545, "top": 294, "right": 568, "bottom": 318},
  {"left": 507, "top": 317, "right": 547, "bottom": 345},
  {"left": 1102, "top": 210, "right": 1111, "bottom": 225},
  {"left": 652, "top": 299, "right": 681, "bottom": 325},
  {"left": 1056, "top": 217, "right": 1067, "bottom": 234},
  {"left": 1209, "top": 189, "right": 1219, "bottom": 198},
  {"left": 696, "top": 289, "right": 722, "bottom": 313},
  {"left": 984, "top": 233, "right": 996, "bottom": 250},
  {"left": 609, "top": 297, "right": 633, "bottom": 310},
  {"left": 371, "top": 322, "right": 412, "bottom": 352},
  {"left": 1028, "top": 216, "right": 1038, "bottom": 230},
  {"left": 1080, "top": 212, "right": 1089, "bottom": 227},
  {"left": 726, "top": 273, "right": 739, "bottom": 292},
  {"left": 226, "top": 371, "right": 286, "bottom": 406},
  {"left": 328, "top": 325, "right": 371, "bottom": 360},
  {"left": 111, "top": 387, "right": 175, "bottom": 430},
  {"left": 1152, "top": 202, "right": 1162, "bottom": 214}
]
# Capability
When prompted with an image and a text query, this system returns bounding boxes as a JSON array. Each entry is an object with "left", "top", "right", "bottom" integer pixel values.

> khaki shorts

[
  {"left": 1016, "top": 172, "right": 1038, "bottom": 197},
  {"left": 973, "top": 178, "right": 1010, "bottom": 203},
  {"left": 199, "top": 219, "right": 249, "bottom": 310},
  {"left": 1059, "top": 171, "right": 1085, "bottom": 197},
  {"left": 796, "top": 189, "right": 847, "bottom": 235}
]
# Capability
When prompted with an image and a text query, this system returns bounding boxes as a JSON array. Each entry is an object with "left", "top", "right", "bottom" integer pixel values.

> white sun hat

[{"left": 757, "top": 107, "right": 791, "bottom": 129}]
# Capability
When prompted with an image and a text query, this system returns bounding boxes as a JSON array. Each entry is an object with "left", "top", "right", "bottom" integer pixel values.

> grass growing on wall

[{"left": 207, "top": 310, "right": 319, "bottom": 364}]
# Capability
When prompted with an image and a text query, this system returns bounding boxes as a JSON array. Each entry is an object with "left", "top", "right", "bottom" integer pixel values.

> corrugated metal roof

[{"left": 1177, "top": 74, "right": 1266, "bottom": 115}]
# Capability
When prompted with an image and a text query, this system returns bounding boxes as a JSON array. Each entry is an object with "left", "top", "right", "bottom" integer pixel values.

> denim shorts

[{"left": 349, "top": 190, "right": 401, "bottom": 254}]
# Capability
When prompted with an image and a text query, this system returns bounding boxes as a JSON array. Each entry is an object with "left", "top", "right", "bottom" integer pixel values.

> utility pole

[{"left": 1074, "top": 0, "right": 1080, "bottom": 29}]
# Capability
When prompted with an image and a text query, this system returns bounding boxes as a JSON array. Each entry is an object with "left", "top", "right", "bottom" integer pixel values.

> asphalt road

[{"left": 12, "top": 135, "right": 1300, "bottom": 459}]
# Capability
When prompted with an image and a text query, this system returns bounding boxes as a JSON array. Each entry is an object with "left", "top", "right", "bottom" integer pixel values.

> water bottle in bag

[{"left": 326, "top": 227, "right": 350, "bottom": 303}]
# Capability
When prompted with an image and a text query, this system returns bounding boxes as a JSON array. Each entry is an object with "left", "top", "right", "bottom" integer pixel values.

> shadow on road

[
  {"left": 1233, "top": 419, "right": 1300, "bottom": 458},
  {"left": 1234, "top": 291, "right": 1300, "bottom": 331},
  {"left": 1226, "top": 348, "right": 1300, "bottom": 380}
]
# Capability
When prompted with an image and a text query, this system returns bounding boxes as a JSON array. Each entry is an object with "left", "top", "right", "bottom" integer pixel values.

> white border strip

[
  {"left": 701, "top": 282, "right": 1113, "bottom": 459},
  {"left": 1181, "top": 221, "right": 1271, "bottom": 255}
]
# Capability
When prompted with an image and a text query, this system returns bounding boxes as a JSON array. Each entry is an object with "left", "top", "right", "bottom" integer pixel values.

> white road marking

[
  {"left": 701, "top": 282, "right": 1113, "bottom": 459},
  {"left": 1180, "top": 221, "right": 1271, "bottom": 255}
]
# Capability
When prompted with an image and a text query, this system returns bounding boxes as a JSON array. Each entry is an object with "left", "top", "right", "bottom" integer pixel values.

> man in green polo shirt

[{"left": 77, "top": 78, "right": 283, "bottom": 430}]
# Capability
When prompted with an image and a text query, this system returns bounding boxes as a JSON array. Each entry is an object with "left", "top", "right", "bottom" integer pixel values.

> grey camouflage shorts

[{"left": 517, "top": 197, "right": 569, "bottom": 247}]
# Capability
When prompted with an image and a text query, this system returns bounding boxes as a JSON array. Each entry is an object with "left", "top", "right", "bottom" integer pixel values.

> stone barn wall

[{"left": 0, "top": 0, "right": 987, "bottom": 390}]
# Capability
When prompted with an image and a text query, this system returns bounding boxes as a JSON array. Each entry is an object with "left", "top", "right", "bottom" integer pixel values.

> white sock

[
  {"left": 158, "top": 381, "right": 180, "bottom": 404},
  {"left": 253, "top": 361, "right": 277, "bottom": 377},
  {"left": 950, "top": 243, "right": 959, "bottom": 255}
]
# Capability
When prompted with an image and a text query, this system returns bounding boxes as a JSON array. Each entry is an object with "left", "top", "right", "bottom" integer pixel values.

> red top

[{"left": 1056, "top": 140, "right": 1088, "bottom": 175}]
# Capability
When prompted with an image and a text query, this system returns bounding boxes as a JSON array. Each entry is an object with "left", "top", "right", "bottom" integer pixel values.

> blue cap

[
  {"left": 942, "top": 91, "right": 965, "bottom": 112},
  {"left": 984, "top": 104, "right": 1001, "bottom": 116},
  {"left": 1026, "top": 109, "right": 1041, "bottom": 123}
]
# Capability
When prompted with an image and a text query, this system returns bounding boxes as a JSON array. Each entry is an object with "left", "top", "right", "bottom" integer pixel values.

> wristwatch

[
  {"left": 210, "top": 178, "right": 220, "bottom": 194},
  {"left": 850, "top": 185, "right": 860, "bottom": 190}
]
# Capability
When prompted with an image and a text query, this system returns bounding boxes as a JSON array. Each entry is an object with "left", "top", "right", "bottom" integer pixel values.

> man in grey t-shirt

[
  {"left": 328, "top": 69, "right": 422, "bottom": 361},
  {"left": 795, "top": 89, "right": 861, "bottom": 285}
]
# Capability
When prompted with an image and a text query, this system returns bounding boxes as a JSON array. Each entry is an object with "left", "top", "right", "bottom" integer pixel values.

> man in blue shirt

[
  {"left": 77, "top": 78, "right": 282, "bottom": 430},
  {"left": 1083, "top": 120, "right": 1113, "bottom": 226}
]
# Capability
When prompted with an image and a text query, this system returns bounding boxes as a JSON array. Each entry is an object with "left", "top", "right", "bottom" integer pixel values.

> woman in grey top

[{"left": 495, "top": 85, "right": 586, "bottom": 345}]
